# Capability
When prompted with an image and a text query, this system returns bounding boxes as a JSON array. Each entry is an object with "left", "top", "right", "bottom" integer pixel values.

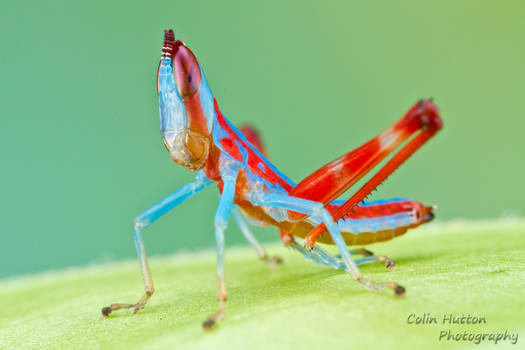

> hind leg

[
  {"left": 249, "top": 191, "right": 405, "bottom": 296},
  {"left": 290, "top": 100, "right": 442, "bottom": 246}
]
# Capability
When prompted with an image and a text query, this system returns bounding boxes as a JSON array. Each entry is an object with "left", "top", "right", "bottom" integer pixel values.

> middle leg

[
  {"left": 232, "top": 206, "right": 282, "bottom": 269},
  {"left": 350, "top": 248, "right": 374, "bottom": 256}
]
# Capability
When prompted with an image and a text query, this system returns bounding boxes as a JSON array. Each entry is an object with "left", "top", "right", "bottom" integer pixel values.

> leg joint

[{"left": 214, "top": 219, "right": 227, "bottom": 232}]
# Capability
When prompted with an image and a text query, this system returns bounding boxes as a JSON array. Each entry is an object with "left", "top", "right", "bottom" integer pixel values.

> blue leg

[
  {"left": 249, "top": 192, "right": 405, "bottom": 296},
  {"left": 279, "top": 230, "right": 372, "bottom": 270},
  {"left": 102, "top": 171, "right": 212, "bottom": 316},
  {"left": 232, "top": 206, "right": 283, "bottom": 269},
  {"left": 288, "top": 241, "right": 341, "bottom": 268},
  {"left": 336, "top": 248, "right": 396, "bottom": 270},
  {"left": 354, "top": 255, "right": 396, "bottom": 270},
  {"left": 203, "top": 159, "right": 239, "bottom": 329},
  {"left": 290, "top": 243, "right": 395, "bottom": 270}
]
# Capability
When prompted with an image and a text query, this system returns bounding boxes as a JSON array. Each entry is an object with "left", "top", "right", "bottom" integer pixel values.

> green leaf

[{"left": 1, "top": 219, "right": 524, "bottom": 349}]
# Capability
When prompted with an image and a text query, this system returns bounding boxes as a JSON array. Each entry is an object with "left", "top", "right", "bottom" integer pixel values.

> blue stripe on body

[
  {"left": 220, "top": 117, "right": 296, "bottom": 187},
  {"left": 336, "top": 212, "right": 414, "bottom": 234},
  {"left": 197, "top": 67, "right": 217, "bottom": 132},
  {"left": 234, "top": 140, "right": 249, "bottom": 167},
  {"left": 331, "top": 197, "right": 410, "bottom": 207}
]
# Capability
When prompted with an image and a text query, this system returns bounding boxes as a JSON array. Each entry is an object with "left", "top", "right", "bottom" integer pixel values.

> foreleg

[
  {"left": 203, "top": 158, "right": 238, "bottom": 329},
  {"left": 101, "top": 171, "right": 212, "bottom": 316}
]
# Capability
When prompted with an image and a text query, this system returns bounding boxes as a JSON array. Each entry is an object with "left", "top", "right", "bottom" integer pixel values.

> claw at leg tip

[
  {"left": 385, "top": 258, "right": 396, "bottom": 271},
  {"left": 202, "top": 318, "right": 215, "bottom": 330},
  {"left": 303, "top": 238, "right": 315, "bottom": 250},
  {"left": 101, "top": 306, "right": 112, "bottom": 317},
  {"left": 395, "top": 285, "right": 406, "bottom": 297},
  {"left": 267, "top": 255, "right": 283, "bottom": 269}
]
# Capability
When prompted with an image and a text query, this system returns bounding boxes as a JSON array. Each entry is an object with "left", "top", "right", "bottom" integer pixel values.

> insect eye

[{"left": 173, "top": 45, "right": 202, "bottom": 98}]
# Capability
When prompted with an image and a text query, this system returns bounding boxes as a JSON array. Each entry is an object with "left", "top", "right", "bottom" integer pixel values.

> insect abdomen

[{"left": 316, "top": 198, "right": 435, "bottom": 246}]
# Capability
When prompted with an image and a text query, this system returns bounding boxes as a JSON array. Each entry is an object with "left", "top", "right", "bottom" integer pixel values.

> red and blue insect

[{"left": 102, "top": 29, "right": 443, "bottom": 329}]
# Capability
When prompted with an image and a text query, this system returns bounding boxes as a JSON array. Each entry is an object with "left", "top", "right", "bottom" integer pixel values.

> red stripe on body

[{"left": 214, "top": 99, "right": 293, "bottom": 191}]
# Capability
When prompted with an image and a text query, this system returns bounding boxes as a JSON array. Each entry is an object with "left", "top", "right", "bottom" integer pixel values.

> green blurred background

[{"left": 1, "top": 1, "right": 524, "bottom": 278}]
